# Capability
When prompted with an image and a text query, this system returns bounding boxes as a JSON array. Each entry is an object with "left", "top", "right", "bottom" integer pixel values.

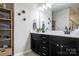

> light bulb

[
  {"left": 42, "top": 4, "right": 47, "bottom": 10},
  {"left": 39, "top": 6, "right": 44, "bottom": 11}
]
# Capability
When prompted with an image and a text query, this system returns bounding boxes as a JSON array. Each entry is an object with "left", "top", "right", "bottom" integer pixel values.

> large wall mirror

[{"left": 37, "top": 3, "right": 79, "bottom": 32}]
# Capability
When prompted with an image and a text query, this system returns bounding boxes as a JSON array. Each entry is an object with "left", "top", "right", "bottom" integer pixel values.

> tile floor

[{"left": 24, "top": 51, "right": 39, "bottom": 56}]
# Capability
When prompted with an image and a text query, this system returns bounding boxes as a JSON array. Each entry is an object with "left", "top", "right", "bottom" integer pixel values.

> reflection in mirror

[
  {"left": 69, "top": 8, "right": 79, "bottom": 31},
  {"left": 38, "top": 3, "right": 79, "bottom": 33},
  {"left": 38, "top": 3, "right": 52, "bottom": 32}
]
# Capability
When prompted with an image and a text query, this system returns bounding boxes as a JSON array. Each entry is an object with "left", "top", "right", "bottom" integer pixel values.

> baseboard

[{"left": 14, "top": 49, "right": 32, "bottom": 56}]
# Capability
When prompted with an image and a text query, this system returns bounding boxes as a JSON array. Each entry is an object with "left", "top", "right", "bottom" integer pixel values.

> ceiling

[
  {"left": 50, "top": 3, "right": 79, "bottom": 23},
  {"left": 38, "top": 3, "right": 79, "bottom": 12},
  {"left": 49, "top": 3, "right": 79, "bottom": 12}
]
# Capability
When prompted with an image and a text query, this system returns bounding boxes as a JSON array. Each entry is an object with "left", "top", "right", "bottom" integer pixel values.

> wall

[
  {"left": 70, "top": 8, "right": 79, "bottom": 24},
  {"left": 53, "top": 8, "right": 69, "bottom": 31},
  {"left": 14, "top": 3, "right": 52, "bottom": 55},
  {"left": 69, "top": 8, "right": 79, "bottom": 30}
]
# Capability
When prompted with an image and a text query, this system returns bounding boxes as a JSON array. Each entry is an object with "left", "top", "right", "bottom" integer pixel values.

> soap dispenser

[
  {"left": 33, "top": 19, "right": 37, "bottom": 31},
  {"left": 42, "top": 21, "right": 45, "bottom": 33}
]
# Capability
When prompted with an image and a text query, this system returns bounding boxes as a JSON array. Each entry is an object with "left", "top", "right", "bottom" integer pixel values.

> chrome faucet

[{"left": 64, "top": 26, "right": 71, "bottom": 34}]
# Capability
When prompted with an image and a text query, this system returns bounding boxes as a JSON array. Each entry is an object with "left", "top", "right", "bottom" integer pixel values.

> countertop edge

[{"left": 30, "top": 32, "right": 79, "bottom": 39}]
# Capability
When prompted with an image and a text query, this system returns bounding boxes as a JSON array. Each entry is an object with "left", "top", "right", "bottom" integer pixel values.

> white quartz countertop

[{"left": 31, "top": 31, "right": 79, "bottom": 39}]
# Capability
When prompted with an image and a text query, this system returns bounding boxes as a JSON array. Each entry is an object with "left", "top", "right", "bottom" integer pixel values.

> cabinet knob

[{"left": 57, "top": 44, "right": 59, "bottom": 46}]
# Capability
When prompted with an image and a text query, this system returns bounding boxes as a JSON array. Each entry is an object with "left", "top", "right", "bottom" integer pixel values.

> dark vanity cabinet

[
  {"left": 31, "top": 33, "right": 79, "bottom": 56},
  {"left": 31, "top": 33, "right": 49, "bottom": 56},
  {"left": 31, "top": 33, "right": 41, "bottom": 55}
]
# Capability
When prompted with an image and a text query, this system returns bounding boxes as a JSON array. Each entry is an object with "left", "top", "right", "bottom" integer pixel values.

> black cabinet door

[
  {"left": 49, "top": 36, "right": 68, "bottom": 56},
  {"left": 49, "top": 42, "right": 59, "bottom": 56},
  {"left": 49, "top": 36, "right": 61, "bottom": 56},
  {"left": 31, "top": 33, "right": 41, "bottom": 54},
  {"left": 49, "top": 35, "right": 79, "bottom": 56},
  {"left": 66, "top": 37, "right": 79, "bottom": 56}
]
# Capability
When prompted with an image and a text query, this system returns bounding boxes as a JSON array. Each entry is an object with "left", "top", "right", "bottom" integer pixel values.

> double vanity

[
  {"left": 30, "top": 3, "right": 79, "bottom": 56},
  {"left": 31, "top": 31, "right": 79, "bottom": 56}
]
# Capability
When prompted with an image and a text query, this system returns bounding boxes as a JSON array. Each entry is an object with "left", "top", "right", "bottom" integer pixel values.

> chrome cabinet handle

[
  {"left": 42, "top": 42, "right": 46, "bottom": 44},
  {"left": 42, "top": 47, "right": 46, "bottom": 49},
  {"left": 61, "top": 45, "right": 63, "bottom": 48},
  {"left": 42, "top": 53, "right": 46, "bottom": 56},
  {"left": 42, "top": 37, "right": 47, "bottom": 39}
]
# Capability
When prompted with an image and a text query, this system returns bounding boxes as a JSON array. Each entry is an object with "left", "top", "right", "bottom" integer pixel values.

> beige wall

[
  {"left": 70, "top": 8, "right": 79, "bottom": 24},
  {"left": 69, "top": 8, "right": 79, "bottom": 30}
]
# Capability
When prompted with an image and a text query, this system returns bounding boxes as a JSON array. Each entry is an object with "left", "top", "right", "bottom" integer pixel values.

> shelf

[
  {"left": 0, "top": 18, "right": 11, "bottom": 21},
  {"left": 0, "top": 48, "right": 12, "bottom": 56},
  {"left": 0, "top": 29, "right": 12, "bottom": 31},
  {"left": 0, "top": 38, "right": 11, "bottom": 41},
  {"left": 0, "top": 8, "right": 11, "bottom": 13},
  {"left": 0, "top": 7, "right": 13, "bottom": 56}
]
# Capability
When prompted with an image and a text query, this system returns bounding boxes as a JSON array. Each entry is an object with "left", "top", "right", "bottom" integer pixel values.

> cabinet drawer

[{"left": 31, "top": 33, "right": 41, "bottom": 39}]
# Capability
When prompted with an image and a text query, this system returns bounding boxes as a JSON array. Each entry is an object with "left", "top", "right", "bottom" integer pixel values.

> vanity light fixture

[
  {"left": 39, "top": 3, "right": 53, "bottom": 11},
  {"left": 46, "top": 3, "right": 52, "bottom": 8},
  {"left": 42, "top": 4, "right": 47, "bottom": 10}
]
